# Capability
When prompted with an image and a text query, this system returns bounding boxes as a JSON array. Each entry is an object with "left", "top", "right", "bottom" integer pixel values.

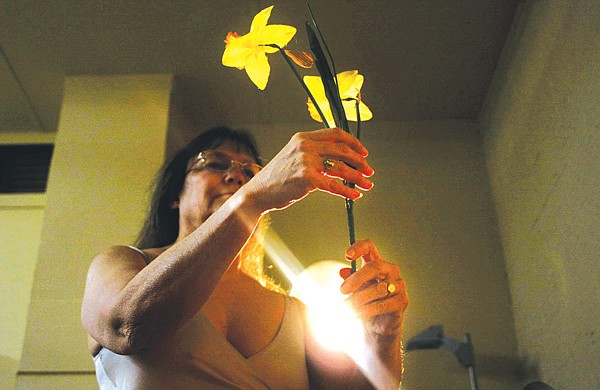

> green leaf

[{"left": 305, "top": 22, "right": 349, "bottom": 133}]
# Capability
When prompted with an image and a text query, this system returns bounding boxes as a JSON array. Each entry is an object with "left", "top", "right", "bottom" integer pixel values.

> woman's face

[{"left": 174, "top": 141, "right": 259, "bottom": 238}]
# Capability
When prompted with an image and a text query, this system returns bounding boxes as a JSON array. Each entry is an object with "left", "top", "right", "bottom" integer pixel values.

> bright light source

[
  {"left": 290, "top": 260, "right": 365, "bottom": 353},
  {"left": 264, "top": 234, "right": 397, "bottom": 389}
]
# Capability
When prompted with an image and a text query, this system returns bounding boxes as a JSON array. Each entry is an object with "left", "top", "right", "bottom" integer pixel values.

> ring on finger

[
  {"left": 386, "top": 281, "right": 396, "bottom": 294},
  {"left": 323, "top": 158, "right": 336, "bottom": 172}
]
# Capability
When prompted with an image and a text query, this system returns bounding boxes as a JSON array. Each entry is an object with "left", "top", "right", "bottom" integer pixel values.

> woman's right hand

[{"left": 245, "top": 128, "right": 374, "bottom": 212}]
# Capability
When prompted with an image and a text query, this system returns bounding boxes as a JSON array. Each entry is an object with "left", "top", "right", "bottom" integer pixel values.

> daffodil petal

[
  {"left": 259, "top": 25, "right": 296, "bottom": 52},
  {"left": 222, "top": 32, "right": 255, "bottom": 67},
  {"left": 303, "top": 75, "right": 326, "bottom": 101},
  {"left": 222, "top": 46, "right": 253, "bottom": 68},
  {"left": 245, "top": 50, "right": 270, "bottom": 90},
  {"left": 338, "top": 71, "right": 362, "bottom": 98},
  {"left": 358, "top": 101, "right": 373, "bottom": 121},
  {"left": 224, "top": 32, "right": 252, "bottom": 50},
  {"left": 307, "top": 99, "right": 335, "bottom": 127},
  {"left": 342, "top": 100, "right": 373, "bottom": 122},
  {"left": 251, "top": 6, "right": 273, "bottom": 33}
]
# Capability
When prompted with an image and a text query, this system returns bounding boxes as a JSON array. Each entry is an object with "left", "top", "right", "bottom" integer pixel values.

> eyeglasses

[{"left": 187, "top": 150, "right": 262, "bottom": 179}]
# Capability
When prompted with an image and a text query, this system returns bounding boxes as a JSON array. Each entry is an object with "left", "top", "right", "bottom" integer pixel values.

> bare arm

[
  {"left": 81, "top": 128, "right": 374, "bottom": 355},
  {"left": 81, "top": 192, "right": 263, "bottom": 354}
]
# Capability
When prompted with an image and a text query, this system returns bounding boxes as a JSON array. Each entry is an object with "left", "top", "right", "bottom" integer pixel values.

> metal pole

[{"left": 465, "top": 333, "right": 479, "bottom": 390}]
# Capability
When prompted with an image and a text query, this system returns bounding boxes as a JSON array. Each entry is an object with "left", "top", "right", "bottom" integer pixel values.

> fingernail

[{"left": 346, "top": 248, "right": 355, "bottom": 259}]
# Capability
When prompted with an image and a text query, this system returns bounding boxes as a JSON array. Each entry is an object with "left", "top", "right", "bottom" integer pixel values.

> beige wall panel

[
  {"left": 18, "top": 74, "right": 173, "bottom": 374},
  {"left": 15, "top": 374, "right": 97, "bottom": 389},
  {"left": 0, "top": 195, "right": 45, "bottom": 390}
]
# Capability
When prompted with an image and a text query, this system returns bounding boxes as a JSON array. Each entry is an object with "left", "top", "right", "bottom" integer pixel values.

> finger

[
  {"left": 356, "top": 279, "right": 409, "bottom": 317},
  {"left": 316, "top": 173, "right": 364, "bottom": 200},
  {"left": 385, "top": 278, "right": 408, "bottom": 299},
  {"left": 345, "top": 280, "right": 390, "bottom": 307},
  {"left": 318, "top": 143, "right": 374, "bottom": 177},
  {"left": 355, "top": 297, "right": 405, "bottom": 319},
  {"left": 322, "top": 160, "right": 374, "bottom": 191},
  {"left": 345, "top": 239, "right": 380, "bottom": 262},
  {"left": 305, "top": 128, "right": 369, "bottom": 157},
  {"left": 341, "top": 261, "right": 401, "bottom": 294}
]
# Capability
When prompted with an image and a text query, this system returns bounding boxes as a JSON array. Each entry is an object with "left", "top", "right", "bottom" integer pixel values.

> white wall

[{"left": 480, "top": 1, "right": 600, "bottom": 388}]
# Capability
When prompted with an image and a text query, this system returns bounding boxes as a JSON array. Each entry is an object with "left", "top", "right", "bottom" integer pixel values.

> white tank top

[{"left": 93, "top": 296, "right": 309, "bottom": 390}]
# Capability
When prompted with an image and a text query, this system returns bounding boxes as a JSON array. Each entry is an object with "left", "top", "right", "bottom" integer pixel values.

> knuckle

[
  {"left": 337, "top": 143, "right": 351, "bottom": 155},
  {"left": 333, "top": 127, "right": 346, "bottom": 137},
  {"left": 372, "top": 261, "right": 385, "bottom": 272},
  {"left": 376, "top": 300, "right": 390, "bottom": 313},
  {"left": 296, "top": 139, "right": 309, "bottom": 152},
  {"left": 292, "top": 131, "right": 306, "bottom": 141},
  {"left": 299, "top": 151, "right": 312, "bottom": 166}
]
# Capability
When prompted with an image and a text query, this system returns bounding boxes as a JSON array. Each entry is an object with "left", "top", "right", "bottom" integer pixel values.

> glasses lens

[
  {"left": 196, "top": 150, "right": 261, "bottom": 179},
  {"left": 242, "top": 164, "right": 261, "bottom": 178}
]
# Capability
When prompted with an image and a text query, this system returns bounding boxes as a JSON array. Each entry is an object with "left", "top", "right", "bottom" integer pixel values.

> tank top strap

[{"left": 126, "top": 245, "right": 152, "bottom": 265}]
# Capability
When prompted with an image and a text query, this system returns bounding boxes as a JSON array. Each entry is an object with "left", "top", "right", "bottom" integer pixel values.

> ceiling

[{"left": 0, "top": 0, "right": 520, "bottom": 134}]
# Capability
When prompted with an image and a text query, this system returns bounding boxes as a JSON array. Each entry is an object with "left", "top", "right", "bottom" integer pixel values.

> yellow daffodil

[
  {"left": 222, "top": 6, "right": 296, "bottom": 90},
  {"left": 303, "top": 70, "right": 373, "bottom": 127}
]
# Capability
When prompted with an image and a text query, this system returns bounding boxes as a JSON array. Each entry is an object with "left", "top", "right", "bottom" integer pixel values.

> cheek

[{"left": 180, "top": 176, "right": 216, "bottom": 204}]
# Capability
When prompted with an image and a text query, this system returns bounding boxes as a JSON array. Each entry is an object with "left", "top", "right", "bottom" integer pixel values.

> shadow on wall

[
  {"left": 475, "top": 353, "right": 540, "bottom": 381},
  {"left": 476, "top": 355, "right": 556, "bottom": 389}
]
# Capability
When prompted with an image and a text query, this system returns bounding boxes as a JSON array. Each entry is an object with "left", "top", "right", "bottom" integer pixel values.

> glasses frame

[{"left": 186, "top": 150, "right": 263, "bottom": 179}]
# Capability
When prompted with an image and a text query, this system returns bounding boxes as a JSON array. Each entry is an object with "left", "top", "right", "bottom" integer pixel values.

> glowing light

[
  {"left": 263, "top": 232, "right": 398, "bottom": 389},
  {"left": 290, "top": 260, "right": 365, "bottom": 353}
]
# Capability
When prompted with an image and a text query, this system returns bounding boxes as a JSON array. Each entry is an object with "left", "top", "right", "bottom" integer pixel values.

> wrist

[{"left": 233, "top": 184, "right": 270, "bottom": 219}]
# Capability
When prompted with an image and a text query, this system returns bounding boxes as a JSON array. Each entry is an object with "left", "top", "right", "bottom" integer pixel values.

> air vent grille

[{"left": 0, "top": 144, "right": 54, "bottom": 193}]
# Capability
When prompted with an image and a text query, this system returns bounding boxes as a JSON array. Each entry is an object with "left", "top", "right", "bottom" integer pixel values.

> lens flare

[
  {"left": 263, "top": 231, "right": 398, "bottom": 389},
  {"left": 290, "top": 261, "right": 365, "bottom": 353}
]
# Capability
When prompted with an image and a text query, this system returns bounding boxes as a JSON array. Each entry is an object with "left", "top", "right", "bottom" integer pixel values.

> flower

[
  {"left": 303, "top": 70, "right": 373, "bottom": 127},
  {"left": 222, "top": 5, "right": 297, "bottom": 90}
]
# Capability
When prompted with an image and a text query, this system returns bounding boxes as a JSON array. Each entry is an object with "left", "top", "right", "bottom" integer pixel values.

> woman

[{"left": 81, "top": 126, "right": 409, "bottom": 389}]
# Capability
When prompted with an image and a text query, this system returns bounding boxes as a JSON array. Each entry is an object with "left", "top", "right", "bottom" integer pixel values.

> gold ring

[
  {"left": 323, "top": 158, "right": 335, "bottom": 172},
  {"left": 387, "top": 282, "right": 396, "bottom": 294}
]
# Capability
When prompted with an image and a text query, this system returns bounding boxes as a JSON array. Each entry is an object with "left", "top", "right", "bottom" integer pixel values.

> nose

[{"left": 224, "top": 163, "right": 247, "bottom": 186}]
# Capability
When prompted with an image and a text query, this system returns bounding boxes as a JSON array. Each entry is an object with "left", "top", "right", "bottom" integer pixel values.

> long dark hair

[{"left": 135, "top": 126, "right": 262, "bottom": 249}]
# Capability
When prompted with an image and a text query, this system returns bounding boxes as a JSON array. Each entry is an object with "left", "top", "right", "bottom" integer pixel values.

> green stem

[
  {"left": 267, "top": 44, "right": 329, "bottom": 128},
  {"left": 355, "top": 99, "right": 362, "bottom": 141},
  {"left": 266, "top": 44, "right": 358, "bottom": 273},
  {"left": 348, "top": 98, "right": 361, "bottom": 272}
]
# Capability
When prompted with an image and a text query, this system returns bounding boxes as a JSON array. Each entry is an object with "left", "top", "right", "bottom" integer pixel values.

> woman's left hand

[{"left": 339, "top": 239, "right": 409, "bottom": 338}]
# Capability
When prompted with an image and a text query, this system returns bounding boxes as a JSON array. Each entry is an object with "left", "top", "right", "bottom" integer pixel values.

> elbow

[
  {"left": 108, "top": 318, "right": 154, "bottom": 355},
  {"left": 82, "top": 312, "right": 153, "bottom": 355}
]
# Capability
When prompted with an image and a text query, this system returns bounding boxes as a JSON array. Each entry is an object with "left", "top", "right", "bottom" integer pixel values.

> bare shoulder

[{"left": 88, "top": 245, "right": 151, "bottom": 273}]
